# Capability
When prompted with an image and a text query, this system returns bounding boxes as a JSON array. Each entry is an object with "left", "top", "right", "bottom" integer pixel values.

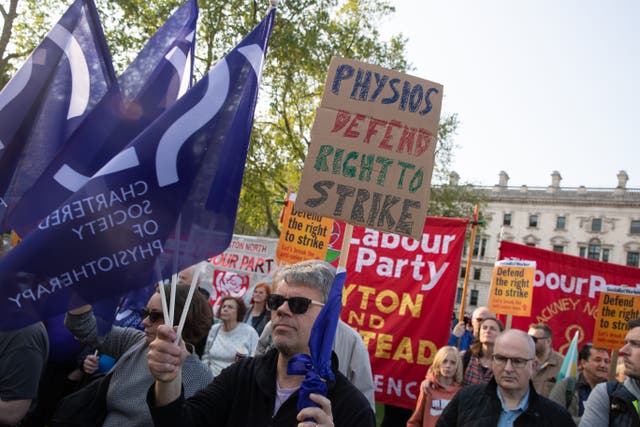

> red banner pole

[{"left": 458, "top": 204, "right": 479, "bottom": 322}]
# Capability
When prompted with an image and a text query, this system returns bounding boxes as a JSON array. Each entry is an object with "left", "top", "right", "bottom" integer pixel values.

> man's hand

[
  {"left": 297, "top": 393, "right": 334, "bottom": 427},
  {"left": 452, "top": 321, "right": 465, "bottom": 338},
  {"left": 148, "top": 325, "right": 186, "bottom": 383}
]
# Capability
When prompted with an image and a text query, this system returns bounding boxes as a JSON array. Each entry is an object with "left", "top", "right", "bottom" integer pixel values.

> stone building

[{"left": 455, "top": 170, "right": 640, "bottom": 310}]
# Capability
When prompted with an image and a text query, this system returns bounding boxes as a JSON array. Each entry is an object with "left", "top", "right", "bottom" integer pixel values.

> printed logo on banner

[
  {"left": 213, "top": 270, "right": 250, "bottom": 298},
  {"left": 210, "top": 270, "right": 250, "bottom": 311}
]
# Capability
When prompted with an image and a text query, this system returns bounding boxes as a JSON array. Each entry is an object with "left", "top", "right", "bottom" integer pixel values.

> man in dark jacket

[
  {"left": 437, "top": 329, "right": 575, "bottom": 426},
  {"left": 146, "top": 260, "right": 375, "bottom": 427}
]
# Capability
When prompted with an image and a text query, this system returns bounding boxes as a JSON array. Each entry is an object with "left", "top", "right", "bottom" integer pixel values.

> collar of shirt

[{"left": 496, "top": 386, "right": 530, "bottom": 427}]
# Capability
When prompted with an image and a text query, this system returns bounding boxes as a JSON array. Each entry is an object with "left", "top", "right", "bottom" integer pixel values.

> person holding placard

[
  {"left": 449, "top": 307, "right": 493, "bottom": 351},
  {"left": 63, "top": 285, "right": 213, "bottom": 426}
]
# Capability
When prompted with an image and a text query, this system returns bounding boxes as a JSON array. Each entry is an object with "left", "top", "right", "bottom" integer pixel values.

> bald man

[
  {"left": 437, "top": 329, "right": 574, "bottom": 426},
  {"left": 449, "top": 306, "right": 493, "bottom": 351}
]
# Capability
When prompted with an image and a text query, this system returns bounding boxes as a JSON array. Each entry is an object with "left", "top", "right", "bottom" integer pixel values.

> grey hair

[
  {"left": 495, "top": 329, "right": 535, "bottom": 358},
  {"left": 276, "top": 260, "right": 335, "bottom": 303}
]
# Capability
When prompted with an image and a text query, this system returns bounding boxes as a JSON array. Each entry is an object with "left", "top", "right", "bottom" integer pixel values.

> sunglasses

[
  {"left": 140, "top": 308, "right": 164, "bottom": 323},
  {"left": 267, "top": 294, "right": 324, "bottom": 314},
  {"left": 530, "top": 335, "right": 549, "bottom": 343}
]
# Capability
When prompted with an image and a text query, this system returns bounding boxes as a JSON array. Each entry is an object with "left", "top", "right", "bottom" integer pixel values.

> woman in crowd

[
  {"left": 461, "top": 317, "right": 504, "bottom": 385},
  {"left": 243, "top": 282, "right": 271, "bottom": 336},
  {"left": 407, "top": 345, "right": 463, "bottom": 427},
  {"left": 202, "top": 296, "right": 259, "bottom": 376},
  {"left": 63, "top": 285, "right": 213, "bottom": 426}
]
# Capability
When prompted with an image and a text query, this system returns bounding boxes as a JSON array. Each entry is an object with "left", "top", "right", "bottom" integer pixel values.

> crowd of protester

[{"left": 4, "top": 266, "right": 640, "bottom": 427}]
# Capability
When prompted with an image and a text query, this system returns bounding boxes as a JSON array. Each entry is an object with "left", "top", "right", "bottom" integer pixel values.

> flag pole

[
  {"left": 338, "top": 223, "right": 353, "bottom": 269},
  {"left": 175, "top": 262, "right": 204, "bottom": 344},
  {"left": 458, "top": 204, "right": 479, "bottom": 322}
]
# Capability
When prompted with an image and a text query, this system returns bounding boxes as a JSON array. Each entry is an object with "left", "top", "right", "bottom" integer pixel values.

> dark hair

[
  {"left": 629, "top": 318, "right": 640, "bottom": 330},
  {"left": 579, "top": 343, "right": 609, "bottom": 362},
  {"left": 158, "top": 284, "right": 213, "bottom": 346},
  {"left": 470, "top": 317, "right": 505, "bottom": 356},
  {"left": 216, "top": 296, "right": 247, "bottom": 322},
  {"left": 529, "top": 323, "right": 553, "bottom": 339}
]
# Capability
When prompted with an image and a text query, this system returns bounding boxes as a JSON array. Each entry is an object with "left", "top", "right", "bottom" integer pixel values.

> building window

[
  {"left": 553, "top": 245, "right": 564, "bottom": 253},
  {"left": 631, "top": 220, "right": 640, "bottom": 234},
  {"left": 556, "top": 216, "right": 566, "bottom": 230},
  {"left": 579, "top": 247, "right": 586, "bottom": 257},
  {"left": 628, "top": 252, "right": 640, "bottom": 267},
  {"left": 473, "top": 268, "right": 481, "bottom": 280},
  {"left": 526, "top": 242, "right": 536, "bottom": 247},
  {"left": 456, "top": 287, "right": 463, "bottom": 304},
  {"left": 592, "top": 218, "right": 602, "bottom": 232},
  {"left": 473, "top": 237, "right": 488, "bottom": 257},
  {"left": 602, "top": 248, "right": 610, "bottom": 262},
  {"left": 460, "top": 266, "right": 466, "bottom": 279},
  {"left": 503, "top": 213, "right": 512, "bottom": 226},
  {"left": 470, "top": 289, "right": 479, "bottom": 306},
  {"left": 588, "top": 243, "right": 601, "bottom": 260},
  {"left": 529, "top": 214, "right": 538, "bottom": 228}
]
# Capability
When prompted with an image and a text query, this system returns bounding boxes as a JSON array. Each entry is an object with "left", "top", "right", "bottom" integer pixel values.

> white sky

[{"left": 382, "top": 0, "right": 640, "bottom": 188}]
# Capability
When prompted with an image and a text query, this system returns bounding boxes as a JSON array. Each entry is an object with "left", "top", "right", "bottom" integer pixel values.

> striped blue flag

[
  {"left": 0, "top": 7, "right": 276, "bottom": 330},
  {"left": 5, "top": 0, "right": 198, "bottom": 236},
  {"left": 0, "top": 0, "right": 115, "bottom": 230}
]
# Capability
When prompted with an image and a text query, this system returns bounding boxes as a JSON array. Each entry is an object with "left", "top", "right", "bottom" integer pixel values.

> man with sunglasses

[
  {"left": 528, "top": 324, "right": 563, "bottom": 397},
  {"left": 146, "top": 260, "right": 375, "bottom": 427},
  {"left": 437, "top": 329, "right": 574, "bottom": 426}
]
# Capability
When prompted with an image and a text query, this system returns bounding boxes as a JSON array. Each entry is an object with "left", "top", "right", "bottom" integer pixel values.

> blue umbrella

[{"left": 287, "top": 267, "right": 347, "bottom": 411}]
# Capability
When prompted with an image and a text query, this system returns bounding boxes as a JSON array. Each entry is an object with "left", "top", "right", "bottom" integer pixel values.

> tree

[{"left": 2, "top": 0, "right": 481, "bottom": 236}]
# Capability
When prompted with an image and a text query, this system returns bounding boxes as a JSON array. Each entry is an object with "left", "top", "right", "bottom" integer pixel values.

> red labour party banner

[
  {"left": 341, "top": 216, "right": 468, "bottom": 409},
  {"left": 500, "top": 241, "right": 640, "bottom": 354}
]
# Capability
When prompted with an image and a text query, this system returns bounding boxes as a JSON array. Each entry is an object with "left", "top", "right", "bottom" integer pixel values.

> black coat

[
  {"left": 436, "top": 378, "right": 576, "bottom": 427},
  {"left": 147, "top": 348, "right": 375, "bottom": 427}
]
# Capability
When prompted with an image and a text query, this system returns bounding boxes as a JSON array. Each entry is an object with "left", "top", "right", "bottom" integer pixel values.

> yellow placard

[
  {"left": 488, "top": 260, "right": 536, "bottom": 317},
  {"left": 276, "top": 197, "right": 334, "bottom": 265},
  {"left": 593, "top": 290, "right": 640, "bottom": 350}
]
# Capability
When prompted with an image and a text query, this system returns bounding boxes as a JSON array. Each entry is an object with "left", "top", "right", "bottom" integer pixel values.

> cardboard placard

[
  {"left": 295, "top": 57, "right": 443, "bottom": 240},
  {"left": 488, "top": 260, "right": 536, "bottom": 316},
  {"left": 593, "top": 289, "right": 640, "bottom": 350}
]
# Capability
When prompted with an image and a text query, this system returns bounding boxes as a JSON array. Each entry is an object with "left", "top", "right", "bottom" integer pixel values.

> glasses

[
  {"left": 530, "top": 335, "right": 550, "bottom": 343},
  {"left": 492, "top": 354, "right": 533, "bottom": 369},
  {"left": 140, "top": 308, "right": 164, "bottom": 323},
  {"left": 267, "top": 294, "right": 324, "bottom": 314}
]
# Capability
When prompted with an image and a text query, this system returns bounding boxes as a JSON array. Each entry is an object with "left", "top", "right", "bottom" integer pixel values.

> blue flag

[
  {"left": 288, "top": 268, "right": 346, "bottom": 411},
  {"left": 5, "top": 0, "right": 198, "bottom": 236},
  {"left": 0, "top": 8, "right": 275, "bottom": 330},
  {"left": 0, "top": 0, "right": 116, "bottom": 230}
]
